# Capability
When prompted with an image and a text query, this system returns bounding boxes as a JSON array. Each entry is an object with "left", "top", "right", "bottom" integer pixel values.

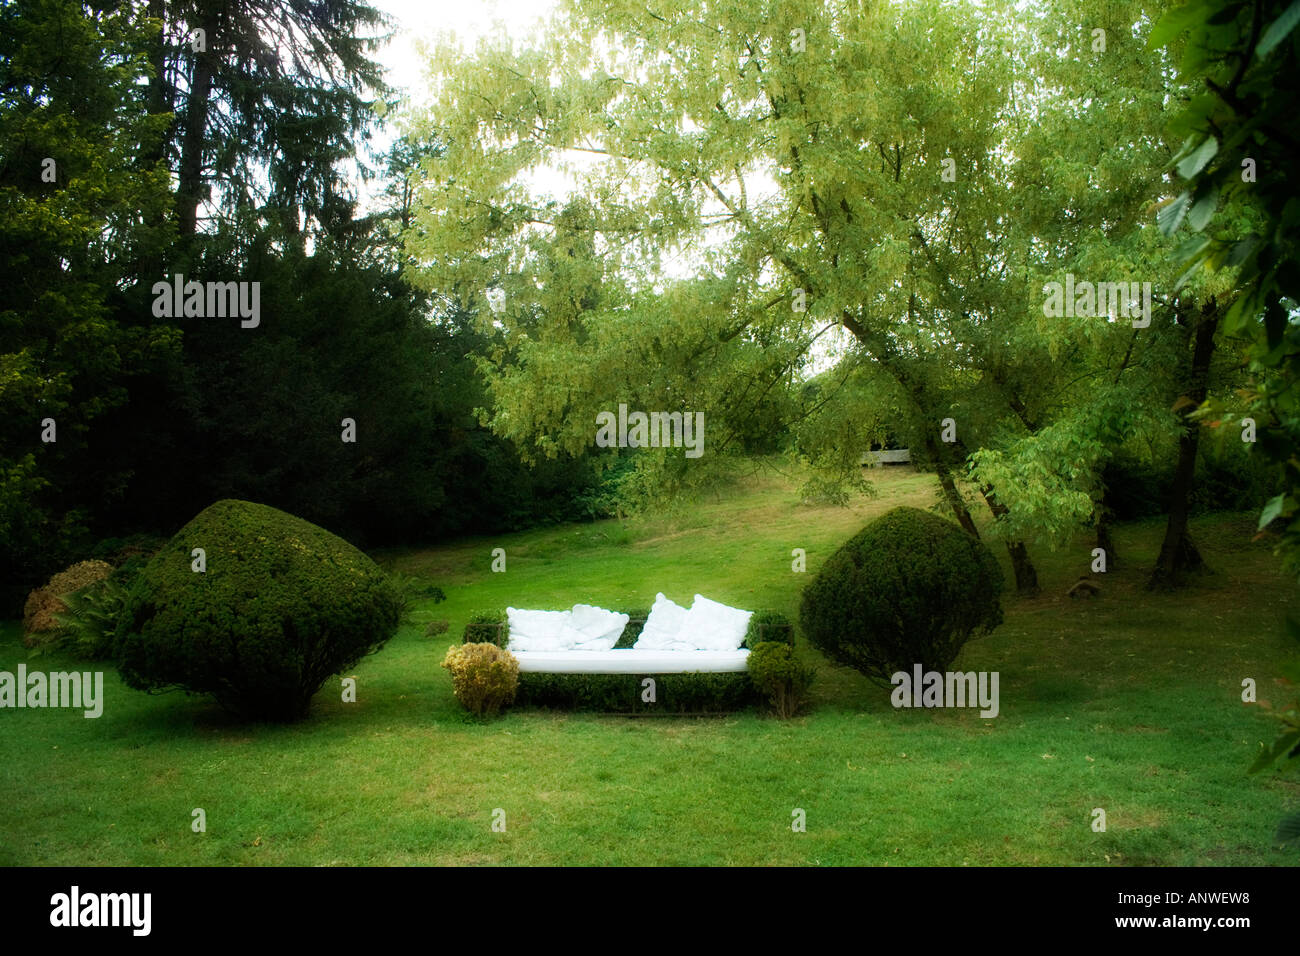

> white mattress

[{"left": 510, "top": 648, "right": 751, "bottom": 674}]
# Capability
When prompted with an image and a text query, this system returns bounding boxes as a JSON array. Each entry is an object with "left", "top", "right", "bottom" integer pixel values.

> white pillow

[
  {"left": 568, "top": 604, "right": 629, "bottom": 651},
  {"left": 633, "top": 593, "right": 695, "bottom": 651},
  {"left": 505, "top": 608, "right": 576, "bottom": 652},
  {"left": 679, "top": 595, "right": 753, "bottom": 651}
]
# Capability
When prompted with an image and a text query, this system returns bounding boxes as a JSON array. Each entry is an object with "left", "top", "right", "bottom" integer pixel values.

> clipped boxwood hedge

[
  {"left": 461, "top": 607, "right": 794, "bottom": 650},
  {"left": 116, "top": 499, "right": 402, "bottom": 720},
  {"left": 516, "top": 671, "right": 756, "bottom": 714},
  {"left": 458, "top": 606, "right": 794, "bottom": 713}
]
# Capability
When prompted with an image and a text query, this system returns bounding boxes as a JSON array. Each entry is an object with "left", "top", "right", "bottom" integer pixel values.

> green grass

[{"left": 2, "top": 465, "right": 1298, "bottom": 865}]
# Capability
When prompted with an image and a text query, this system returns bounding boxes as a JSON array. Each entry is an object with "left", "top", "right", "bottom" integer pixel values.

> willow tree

[
  {"left": 401, "top": 0, "right": 1212, "bottom": 590},
  {"left": 965, "top": 0, "right": 1264, "bottom": 589}
]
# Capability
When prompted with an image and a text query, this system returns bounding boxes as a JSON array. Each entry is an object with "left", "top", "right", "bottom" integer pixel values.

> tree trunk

[
  {"left": 135, "top": 0, "right": 175, "bottom": 281},
  {"left": 930, "top": 442, "right": 981, "bottom": 538},
  {"left": 1096, "top": 508, "right": 1117, "bottom": 570},
  {"left": 176, "top": 13, "right": 218, "bottom": 239},
  {"left": 979, "top": 488, "right": 1041, "bottom": 594},
  {"left": 1148, "top": 304, "right": 1219, "bottom": 590},
  {"left": 1006, "top": 540, "right": 1040, "bottom": 595}
]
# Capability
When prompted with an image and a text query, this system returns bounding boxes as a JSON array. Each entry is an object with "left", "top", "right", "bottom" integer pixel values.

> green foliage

[
  {"left": 745, "top": 610, "right": 795, "bottom": 647},
  {"left": 150, "top": 0, "right": 392, "bottom": 240},
  {"left": 515, "top": 672, "right": 756, "bottom": 713},
  {"left": 747, "top": 641, "right": 814, "bottom": 718},
  {"left": 160, "top": 243, "right": 594, "bottom": 548},
  {"left": 400, "top": 0, "right": 1233, "bottom": 573},
  {"left": 463, "top": 611, "right": 507, "bottom": 647},
  {"left": 799, "top": 507, "right": 1004, "bottom": 685},
  {"left": 1152, "top": 0, "right": 1300, "bottom": 574},
  {"left": 115, "top": 500, "right": 402, "bottom": 721},
  {"left": 47, "top": 574, "right": 131, "bottom": 661},
  {"left": 0, "top": 0, "right": 176, "bottom": 610},
  {"left": 441, "top": 642, "right": 519, "bottom": 717},
  {"left": 1096, "top": 439, "right": 1274, "bottom": 522}
]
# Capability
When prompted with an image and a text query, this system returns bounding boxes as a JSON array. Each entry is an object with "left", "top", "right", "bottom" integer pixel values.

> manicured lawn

[{"left": 2, "top": 466, "right": 1297, "bottom": 865}]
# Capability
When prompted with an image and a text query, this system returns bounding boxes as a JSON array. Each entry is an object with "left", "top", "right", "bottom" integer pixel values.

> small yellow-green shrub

[{"left": 442, "top": 642, "right": 519, "bottom": 717}]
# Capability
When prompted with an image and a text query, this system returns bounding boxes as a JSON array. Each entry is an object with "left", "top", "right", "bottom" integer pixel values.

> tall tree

[
  {"left": 403, "top": 0, "right": 1214, "bottom": 591},
  {"left": 0, "top": 0, "right": 176, "bottom": 607},
  {"left": 141, "top": 0, "right": 392, "bottom": 243},
  {"left": 1151, "top": 0, "right": 1300, "bottom": 577}
]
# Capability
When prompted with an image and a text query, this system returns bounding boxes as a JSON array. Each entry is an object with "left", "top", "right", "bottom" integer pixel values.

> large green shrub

[
  {"left": 799, "top": 507, "right": 1004, "bottom": 686},
  {"left": 116, "top": 499, "right": 402, "bottom": 720}
]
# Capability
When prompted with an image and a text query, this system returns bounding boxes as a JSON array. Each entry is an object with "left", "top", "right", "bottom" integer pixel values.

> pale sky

[
  {"left": 371, "top": 0, "right": 558, "bottom": 109},
  {"left": 360, "top": 0, "right": 561, "bottom": 205}
]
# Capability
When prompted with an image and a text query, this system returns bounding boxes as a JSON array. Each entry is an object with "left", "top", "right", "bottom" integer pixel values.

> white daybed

[
  {"left": 512, "top": 648, "right": 750, "bottom": 674},
  {"left": 502, "top": 594, "right": 753, "bottom": 674}
]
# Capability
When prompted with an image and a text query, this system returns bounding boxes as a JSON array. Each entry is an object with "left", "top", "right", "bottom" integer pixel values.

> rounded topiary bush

[
  {"left": 117, "top": 499, "right": 402, "bottom": 720},
  {"left": 799, "top": 506, "right": 1004, "bottom": 686}
]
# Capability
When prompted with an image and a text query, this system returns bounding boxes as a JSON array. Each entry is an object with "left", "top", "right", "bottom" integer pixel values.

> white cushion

[
  {"left": 567, "top": 604, "right": 629, "bottom": 651},
  {"left": 505, "top": 608, "right": 575, "bottom": 652},
  {"left": 512, "top": 648, "right": 750, "bottom": 674},
  {"left": 633, "top": 593, "right": 694, "bottom": 650},
  {"left": 679, "top": 595, "right": 752, "bottom": 651}
]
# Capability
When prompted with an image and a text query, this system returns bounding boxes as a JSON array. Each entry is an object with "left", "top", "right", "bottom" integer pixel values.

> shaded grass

[{"left": 1, "top": 466, "right": 1297, "bottom": 865}]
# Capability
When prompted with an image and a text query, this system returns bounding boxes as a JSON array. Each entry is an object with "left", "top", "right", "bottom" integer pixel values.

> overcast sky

[
  {"left": 359, "top": 0, "right": 561, "bottom": 205},
  {"left": 371, "top": 0, "right": 557, "bottom": 104}
]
